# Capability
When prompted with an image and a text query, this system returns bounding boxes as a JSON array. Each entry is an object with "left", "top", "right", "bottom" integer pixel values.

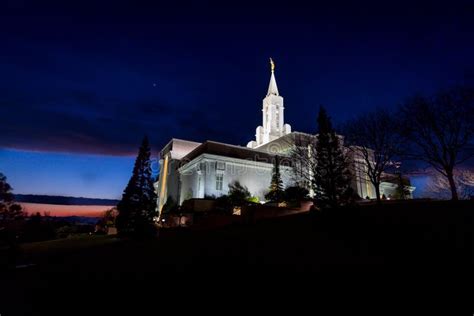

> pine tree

[
  {"left": 116, "top": 136, "right": 158, "bottom": 236},
  {"left": 313, "top": 107, "right": 351, "bottom": 208},
  {"left": 265, "top": 156, "right": 284, "bottom": 202},
  {"left": 0, "top": 172, "right": 25, "bottom": 226}
]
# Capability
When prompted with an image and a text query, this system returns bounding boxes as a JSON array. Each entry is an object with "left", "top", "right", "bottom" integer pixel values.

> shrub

[
  {"left": 215, "top": 195, "right": 232, "bottom": 214},
  {"left": 228, "top": 181, "right": 251, "bottom": 207},
  {"left": 162, "top": 196, "right": 179, "bottom": 214},
  {"left": 284, "top": 186, "right": 309, "bottom": 204},
  {"left": 247, "top": 196, "right": 260, "bottom": 204}
]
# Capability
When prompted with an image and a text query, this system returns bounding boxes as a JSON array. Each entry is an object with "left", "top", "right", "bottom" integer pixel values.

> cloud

[
  {"left": 0, "top": 36, "right": 257, "bottom": 156},
  {"left": 0, "top": 82, "right": 246, "bottom": 156}
]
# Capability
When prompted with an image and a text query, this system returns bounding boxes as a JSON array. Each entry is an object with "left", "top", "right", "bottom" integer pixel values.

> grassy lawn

[
  {"left": 1, "top": 200, "right": 473, "bottom": 315},
  {"left": 20, "top": 234, "right": 119, "bottom": 256}
]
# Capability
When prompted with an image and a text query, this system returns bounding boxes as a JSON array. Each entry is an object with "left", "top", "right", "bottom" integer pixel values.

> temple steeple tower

[{"left": 247, "top": 58, "right": 291, "bottom": 148}]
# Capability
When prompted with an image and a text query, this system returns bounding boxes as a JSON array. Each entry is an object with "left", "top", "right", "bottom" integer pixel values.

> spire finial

[{"left": 267, "top": 58, "right": 279, "bottom": 96}]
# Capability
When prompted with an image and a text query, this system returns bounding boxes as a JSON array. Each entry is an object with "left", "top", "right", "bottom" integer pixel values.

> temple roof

[
  {"left": 181, "top": 141, "right": 288, "bottom": 166},
  {"left": 267, "top": 71, "right": 279, "bottom": 96}
]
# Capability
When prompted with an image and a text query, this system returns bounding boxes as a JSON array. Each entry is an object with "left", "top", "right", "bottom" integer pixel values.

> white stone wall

[
  {"left": 179, "top": 154, "right": 293, "bottom": 204},
  {"left": 155, "top": 139, "right": 201, "bottom": 213}
]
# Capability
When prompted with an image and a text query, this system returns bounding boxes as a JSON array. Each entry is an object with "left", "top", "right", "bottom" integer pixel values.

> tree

[
  {"left": 288, "top": 133, "right": 318, "bottom": 192},
  {"left": 95, "top": 207, "right": 118, "bottom": 234},
  {"left": 283, "top": 186, "right": 309, "bottom": 206},
  {"left": 161, "top": 196, "right": 179, "bottom": 214},
  {"left": 227, "top": 181, "right": 251, "bottom": 206},
  {"left": 23, "top": 212, "right": 56, "bottom": 242},
  {"left": 0, "top": 172, "right": 25, "bottom": 227},
  {"left": 394, "top": 171, "right": 411, "bottom": 200},
  {"left": 213, "top": 182, "right": 253, "bottom": 214},
  {"left": 116, "top": 136, "right": 158, "bottom": 237},
  {"left": 401, "top": 86, "right": 474, "bottom": 200},
  {"left": 265, "top": 156, "right": 284, "bottom": 202},
  {"left": 313, "top": 107, "right": 352, "bottom": 208},
  {"left": 103, "top": 207, "right": 118, "bottom": 227},
  {"left": 344, "top": 108, "right": 404, "bottom": 203},
  {"left": 425, "top": 168, "right": 474, "bottom": 200}
]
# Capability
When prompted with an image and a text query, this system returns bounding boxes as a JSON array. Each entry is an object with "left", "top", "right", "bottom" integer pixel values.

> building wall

[
  {"left": 380, "top": 182, "right": 415, "bottom": 199},
  {"left": 352, "top": 160, "right": 375, "bottom": 199},
  {"left": 158, "top": 138, "right": 416, "bottom": 210},
  {"left": 155, "top": 139, "right": 201, "bottom": 213},
  {"left": 156, "top": 156, "right": 182, "bottom": 211},
  {"left": 179, "top": 154, "right": 293, "bottom": 204}
]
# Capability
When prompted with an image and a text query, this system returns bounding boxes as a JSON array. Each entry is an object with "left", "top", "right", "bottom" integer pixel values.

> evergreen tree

[
  {"left": 314, "top": 107, "right": 351, "bottom": 208},
  {"left": 0, "top": 172, "right": 25, "bottom": 226},
  {"left": 116, "top": 136, "right": 158, "bottom": 236},
  {"left": 265, "top": 156, "right": 284, "bottom": 202}
]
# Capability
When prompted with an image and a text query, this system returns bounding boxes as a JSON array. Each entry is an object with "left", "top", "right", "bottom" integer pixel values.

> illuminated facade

[{"left": 155, "top": 60, "right": 415, "bottom": 213}]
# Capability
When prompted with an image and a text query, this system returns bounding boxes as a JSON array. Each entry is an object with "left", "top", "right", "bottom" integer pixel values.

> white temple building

[{"left": 154, "top": 59, "right": 414, "bottom": 213}]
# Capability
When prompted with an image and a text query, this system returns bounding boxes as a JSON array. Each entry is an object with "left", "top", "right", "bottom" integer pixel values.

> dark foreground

[{"left": 1, "top": 200, "right": 474, "bottom": 315}]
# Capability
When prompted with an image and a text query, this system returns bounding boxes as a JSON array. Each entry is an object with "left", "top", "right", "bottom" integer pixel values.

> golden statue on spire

[{"left": 270, "top": 57, "right": 275, "bottom": 72}]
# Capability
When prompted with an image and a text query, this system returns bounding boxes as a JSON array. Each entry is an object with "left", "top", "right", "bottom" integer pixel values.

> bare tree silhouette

[
  {"left": 343, "top": 108, "right": 404, "bottom": 203},
  {"left": 426, "top": 168, "right": 474, "bottom": 200},
  {"left": 401, "top": 86, "right": 474, "bottom": 200}
]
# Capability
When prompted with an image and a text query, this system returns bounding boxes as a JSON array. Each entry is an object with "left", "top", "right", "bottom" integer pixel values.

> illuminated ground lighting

[{"left": 232, "top": 206, "right": 241, "bottom": 216}]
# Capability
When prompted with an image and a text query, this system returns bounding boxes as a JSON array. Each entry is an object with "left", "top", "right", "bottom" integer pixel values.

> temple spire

[
  {"left": 247, "top": 57, "right": 291, "bottom": 149},
  {"left": 267, "top": 58, "right": 279, "bottom": 96}
]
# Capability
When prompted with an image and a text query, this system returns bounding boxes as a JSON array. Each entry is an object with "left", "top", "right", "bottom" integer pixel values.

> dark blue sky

[{"left": 1, "top": 1, "right": 473, "bottom": 198}]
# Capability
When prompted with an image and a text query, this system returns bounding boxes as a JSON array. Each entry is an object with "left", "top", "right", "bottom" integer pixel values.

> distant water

[{"left": 20, "top": 202, "right": 114, "bottom": 217}]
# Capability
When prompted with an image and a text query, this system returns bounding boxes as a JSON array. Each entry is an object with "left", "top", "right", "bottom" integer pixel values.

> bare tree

[
  {"left": 288, "top": 133, "right": 317, "bottom": 193},
  {"left": 425, "top": 168, "right": 474, "bottom": 200},
  {"left": 402, "top": 87, "right": 474, "bottom": 200},
  {"left": 343, "top": 109, "right": 404, "bottom": 203}
]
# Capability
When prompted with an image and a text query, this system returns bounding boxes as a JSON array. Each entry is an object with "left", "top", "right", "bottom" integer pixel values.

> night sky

[{"left": 1, "top": 1, "right": 474, "bottom": 199}]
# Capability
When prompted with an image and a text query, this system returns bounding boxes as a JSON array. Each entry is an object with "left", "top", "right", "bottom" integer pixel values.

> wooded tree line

[{"left": 291, "top": 85, "right": 474, "bottom": 205}]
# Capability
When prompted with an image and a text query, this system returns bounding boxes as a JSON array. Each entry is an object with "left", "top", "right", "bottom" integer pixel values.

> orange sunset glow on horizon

[{"left": 20, "top": 203, "right": 114, "bottom": 218}]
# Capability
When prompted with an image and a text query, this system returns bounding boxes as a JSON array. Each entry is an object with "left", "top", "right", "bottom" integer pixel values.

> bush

[
  {"left": 284, "top": 186, "right": 309, "bottom": 205},
  {"left": 228, "top": 181, "right": 251, "bottom": 207},
  {"left": 162, "top": 196, "right": 179, "bottom": 214},
  {"left": 247, "top": 196, "right": 260, "bottom": 204},
  {"left": 215, "top": 195, "right": 232, "bottom": 214},
  {"left": 341, "top": 187, "right": 362, "bottom": 205},
  {"left": 131, "top": 221, "right": 158, "bottom": 239},
  {"left": 214, "top": 183, "right": 256, "bottom": 214}
]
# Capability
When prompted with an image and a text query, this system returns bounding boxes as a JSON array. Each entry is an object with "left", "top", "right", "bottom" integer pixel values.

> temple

[{"left": 154, "top": 59, "right": 415, "bottom": 213}]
